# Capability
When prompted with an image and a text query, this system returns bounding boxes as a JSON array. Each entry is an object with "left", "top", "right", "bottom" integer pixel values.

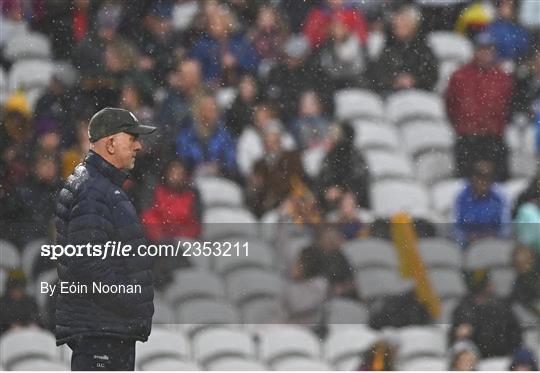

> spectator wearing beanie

[
  {"left": 509, "top": 347, "right": 539, "bottom": 371},
  {"left": 0, "top": 269, "right": 40, "bottom": 335}
]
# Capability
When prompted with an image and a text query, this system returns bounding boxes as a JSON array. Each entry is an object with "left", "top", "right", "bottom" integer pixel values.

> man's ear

[{"left": 106, "top": 136, "right": 115, "bottom": 154}]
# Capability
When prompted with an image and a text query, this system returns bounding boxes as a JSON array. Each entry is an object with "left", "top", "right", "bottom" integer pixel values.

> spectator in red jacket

[
  {"left": 445, "top": 32, "right": 513, "bottom": 181},
  {"left": 141, "top": 159, "right": 202, "bottom": 241},
  {"left": 302, "top": 0, "right": 368, "bottom": 49}
]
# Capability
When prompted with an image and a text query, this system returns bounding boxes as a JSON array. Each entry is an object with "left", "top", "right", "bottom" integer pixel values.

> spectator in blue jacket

[
  {"left": 453, "top": 159, "right": 511, "bottom": 248},
  {"left": 486, "top": 0, "right": 530, "bottom": 63},
  {"left": 189, "top": 5, "right": 259, "bottom": 86},
  {"left": 175, "top": 94, "right": 238, "bottom": 179}
]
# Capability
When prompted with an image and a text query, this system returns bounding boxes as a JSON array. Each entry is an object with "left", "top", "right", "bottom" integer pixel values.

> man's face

[
  {"left": 471, "top": 160, "right": 495, "bottom": 197},
  {"left": 475, "top": 46, "right": 496, "bottom": 68},
  {"left": 108, "top": 132, "right": 142, "bottom": 170}
]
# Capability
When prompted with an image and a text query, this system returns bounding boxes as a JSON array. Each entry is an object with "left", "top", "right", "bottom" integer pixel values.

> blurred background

[{"left": 0, "top": 0, "right": 539, "bottom": 371}]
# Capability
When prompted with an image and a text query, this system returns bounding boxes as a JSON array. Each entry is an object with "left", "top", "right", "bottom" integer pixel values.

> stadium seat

[
  {"left": 501, "top": 178, "right": 529, "bottom": 208},
  {"left": 477, "top": 357, "right": 512, "bottom": 371},
  {"left": 152, "top": 296, "right": 176, "bottom": 325},
  {"left": 10, "top": 358, "right": 69, "bottom": 371},
  {"left": 240, "top": 297, "right": 287, "bottom": 325},
  {"left": 466, "top": 238, "right": 514, "bottom": 269},
  {"left": 0, "top": 328, "right": 60, "bottom": 369},
  {"left": 21, "top": 238, "right": 48, "bottom": 281},
  {"left": 342, "top": 238, "right": 398, "bottom": 269},
  {"left": 435, "top": 60, "right": 461, "bottom": 93},
  {"left": 202, "top": 207, "right": 258, "bottom": 240},
  {"left": 415, "top": 150, "right": 455, "bottom": 185},
  {"left": 372, "top": 180, "right": 431, "bottom": 218},
  {"left": 386, "top": 90, "right": 446, "bottom": 125},
  {"left": 0, "top": 67, "right": 8, "bottom": 104},
  {"left": 214, "top": 238, "right": 275, "bottom": 276},
  {"left": 510, "top": 152, "right": 538, "bottom": 179},
  {"left": 135, "top": 328, "right": 191, "bottom": 368},
  {"left": 439, "top": 298, "right": 459, "bottom": 324},
  {"left": 165, "top": 268, "right": 225, "bottom": 306},
  {"left": 302, "top": 145, "right": 327, "bottom": 178},
  {"left": 195, "top": 176, "right": 244, "bottom": 208},
  {"left": 176, "top": 299, "right": 240, "bottom": 335},
  {"left": 399, "top": 356, "right": 448, "bottom": 371},
  {"left": 257, "top": 325, "right": 321, "bottom": 364},
  {"left": 0, "top": 239, "right": 20, "bottom": 269},
  {"left": 324, "top": 297, "right": 370, "bottom": 325},
  {"left": 428, "top": 268, "right": 466, "bottom": 300},
  {"left": 324, "top": 325, "right": 379, "bottom": 364},
  {"left": 271, "top": 356, "right": 332, "bottom": 371},
  {"left": 0, "top": 268, "right": 6, "bottom": 297},
  {"left": 427, "top": 31, "right": 473, "bottom": 63},
  {"left": 334, "top": 89, "right": 384, "bottom": 121},
  {"left": 417, "top": 238, "right": 462, "bottom": 269},
  {"left": 140, "top": 358, "right": 201, "bottom": 371},
  {"left": 430, "top": 178, "right": 466, "bottom": 222},
  {"left": 226, "top": 268, "right": 283, "bottom": 306},
  {"left": 193, "top": 327, "right": 256, "bottom": 365},
  {"left": 490, "top": 267, "right": 516, "bottom": 297},
  {"left": 366, "top": 30, "right": 386, "bottom": 60},
  {"left": 352, "top": 120, "right": 400, "bottom": 151},
  {"left": 207, "top": 357, "right": 267, "bottom": 371},
  {"left": 365, "top": 150, "right": 415, "bottom": 180},
  {"left": 505, "top": 123, "right": 537, "bottom": 155},
  {"left": 335, "top": 355, "right": 362, "bottom": 371},
  {"left": 4, "top": 31, "right": 52, "bottom": 61},
  {"left": 356, "top": 268, "right": 414, "bottom": 301},
  {"left": 8, "top": 59, "right": 54, "bottom": 91},
  {"left": 397, "top": 326, "right": 447, "bottom": 361},
  {"left": 401, "top": 120, "right": 454, "bottom": 156}
]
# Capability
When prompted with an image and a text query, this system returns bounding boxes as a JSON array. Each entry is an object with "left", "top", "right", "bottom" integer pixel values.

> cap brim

[{"left": 124, "top": 124, "right": 157, "bottom": 136}]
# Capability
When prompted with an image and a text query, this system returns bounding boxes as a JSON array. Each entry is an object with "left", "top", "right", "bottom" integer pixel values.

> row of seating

[{"left": 2, "top": 324, "right": 537, "bottom": 371}]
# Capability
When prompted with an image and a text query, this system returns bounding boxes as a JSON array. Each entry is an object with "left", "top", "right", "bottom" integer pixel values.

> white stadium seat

[
  {"left": 356, "top": 268, "right": 414, "bottom": 300},
  {"left": 195, "top": 176, "right": 244, "bottom": 207},
  {"left": 430, "top": 179, "right": 466, "bottom": 222},
  {"left": 324, "top": 326, "right": 379, "bottom": 364},
  {"left": 372, "top": 180, "right": 430, "bottom": 218},
  {"left": 9, "top": 59, "right": 54, "bottom": 91},
  {"left": 466, "top": 238, "right": 514, "bottom": 269},
  {"left": 207, "top": 357, "right": 267, "bottom": 371},
  {"left": 140, "top": 358, "right": 201, "bottom": 371},
  {"left": 0, "top": 239, "right": 20, "bottom": 269},
  {"left": 400, "top": 356, "right": 448, "bottom": 371},
  {"left": 165, "top": 268, "right": 226, "bottom": 306},
  {"left": 386, "top": 90, "right": 446, "bottom": 125},
  {"left": 365, "top": 150, "right": 415, "bottom": 180},
  {"left": 4, "top": 31, "right": 52, "bottom": 61},
  {"left": 135, "top": 328, "right": 190, "bottom": 367},
  {"left": 226, "top": 268, "right": 283, "bottom": 305},
  {"left": 352, "top": 120, "right": 400, "bottom": 151},
  {"left": 258, "top": 325, "right": 321, "bottom": 364},
  {"left": 334, "top": 89, "right": 384, "bottom": 121},
  {"left": 397, "top": 326, "right": 447, "bottom": 360},
  {"left": 193, "top": 327, "right": 256, "bottom": 365},
  {"left": 428, "top": 268, "right": 466, "bottom": 300},
  {"left": 325, "top": 297, "right": 370, "bottom": 325},
  {"left": 202, "top": 207, "right": 258, "bottom": 240},
  {"left": 342, "top": 238, "right": 398, "bottom": 269},
  {"left": 402, "top": 120, "right": 454, "bottom": 156},
  {"left": 416, "top": 150, "right": 455, "bottom": 185},
  {"left": 272, "top": 356, "right": 332, "bottom": 371},
  {"left": 418, "top": 237, "right": 462, "bottom": 269},
  {"left": 0, "top": 328, "right": 59, "bottom": 369},
  {"left": 427, "top": 31, "right": 473, "bottom": 63},
  {"left": 478, "top": 357, "right": 511, "bottom": 371}
]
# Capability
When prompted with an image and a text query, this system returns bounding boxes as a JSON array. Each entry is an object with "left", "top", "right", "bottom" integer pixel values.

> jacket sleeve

[{"left": 65, "top": 191, "right": 145, "bottom": 316}]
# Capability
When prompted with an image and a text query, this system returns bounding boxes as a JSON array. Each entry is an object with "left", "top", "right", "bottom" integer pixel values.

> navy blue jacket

[{"left": 54, "top": 151, "right": 154, "bottom": 345}]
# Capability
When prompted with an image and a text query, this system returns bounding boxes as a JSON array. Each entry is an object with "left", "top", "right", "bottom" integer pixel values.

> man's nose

[{"left": 134, "top": 140, "right": 142, "bottom": 151}]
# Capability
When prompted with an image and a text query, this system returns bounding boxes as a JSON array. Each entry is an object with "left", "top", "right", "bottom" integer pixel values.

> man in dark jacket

[
  {"left": 370, "top": 5, "right": 438, "bottom": 94},
  {"left": 54, "top": 107, "right": 156, "bottom": 370}
]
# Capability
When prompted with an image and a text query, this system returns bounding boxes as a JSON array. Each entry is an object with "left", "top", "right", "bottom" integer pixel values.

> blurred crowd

[{"left": 0, "top": 0, "right": 539, "bottom": 369}]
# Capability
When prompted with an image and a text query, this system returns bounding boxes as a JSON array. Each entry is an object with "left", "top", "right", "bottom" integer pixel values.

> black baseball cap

[{"left": 88, "top": 107, "right": 156, "bottom": 142}]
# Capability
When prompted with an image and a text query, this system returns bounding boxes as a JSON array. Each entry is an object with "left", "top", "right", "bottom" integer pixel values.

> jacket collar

[{"left": 84, "top": 150, "right": 129, "bottom": 187}]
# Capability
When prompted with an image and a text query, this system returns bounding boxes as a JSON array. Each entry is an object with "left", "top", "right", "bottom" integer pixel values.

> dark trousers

[
  {"left": 68, "top": 336, "right": 135, "bottom": 371},
  {"left": 455, "top": 135, "right": 509, "bottom": 181}
]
